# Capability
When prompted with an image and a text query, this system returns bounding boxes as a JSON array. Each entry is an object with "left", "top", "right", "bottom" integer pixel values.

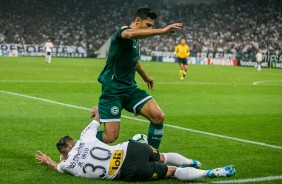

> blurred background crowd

[{"left": 0, "top": 0, "right": 281, "bottom": 55}]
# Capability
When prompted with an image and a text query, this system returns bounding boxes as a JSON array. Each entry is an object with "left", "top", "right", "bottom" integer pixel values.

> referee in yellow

[{"left": 174, "top": 38, "right": 190, "bottom": 80}]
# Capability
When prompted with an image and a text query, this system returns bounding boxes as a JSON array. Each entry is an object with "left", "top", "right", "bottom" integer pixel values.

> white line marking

[
  {"left": 1, "top": 90, "right": 281, "bottom": 150},
  {"left": 1, "top": 90, "right": 282, "bottom": 183},
  {"left": 2, "top": 80, "right": 282, "bottom": 86},
  {"left": 0, "top": 80, "right": 249, "bottom": 85},
  {"left": 0, "top": 90, "right": 90, "bottom": 111},
  {"left": 0, "top": 80, "right": 282, "bottom": 86},
  {"left": 0, "top": 80, "right": 96, "bottom": 83},
  {"left": 164, "top": 124, "right": 282, "bottom": 150},
  {"left": 155, "top": 81, "right": 251, "bottom": 86},
  {"left": 253, "top": 80, "right": 282, "bottom": 85},
  {"left": 211, "top": 175, "right": 282, "bottom": 183}
]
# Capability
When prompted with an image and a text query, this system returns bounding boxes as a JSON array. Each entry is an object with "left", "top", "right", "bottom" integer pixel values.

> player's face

[
  {"left": 181, "top": 39, "right": 186, "bottom": 45},
  {"left": 59, "top": 140, "right": 76, "bottom": 159},
  {"left": 137, "top": 17, "right": 154, "bottom": 29}
]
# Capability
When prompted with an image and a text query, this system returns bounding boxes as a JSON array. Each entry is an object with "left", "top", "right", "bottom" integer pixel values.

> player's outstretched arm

[
  {"left": 35, "top": 150, "right": 58, "bottom": 170},
  {"left": 122, "top": 23, "right": 183, "bottom": 39}
]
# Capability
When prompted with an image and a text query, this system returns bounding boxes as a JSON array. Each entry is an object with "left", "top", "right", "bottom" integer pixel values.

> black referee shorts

[
  {"left": 119, "top": 140, "right": 168, "bottom": 181},
  {"left": 178, "top": 57, "right": 188, "bottom": 65}
]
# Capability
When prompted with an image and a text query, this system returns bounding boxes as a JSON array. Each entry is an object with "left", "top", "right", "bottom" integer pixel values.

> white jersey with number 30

[{"left": 57, "top": 120, "right": 128, "bottom": 179}]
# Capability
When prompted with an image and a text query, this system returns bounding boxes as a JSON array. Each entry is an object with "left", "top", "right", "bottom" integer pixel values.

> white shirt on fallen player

[
  {"left": 45, "top": 41, "right": 53, "bottom": 53},
  {"left": 57, "top": 120, "right": 128, "bottom": 179}
]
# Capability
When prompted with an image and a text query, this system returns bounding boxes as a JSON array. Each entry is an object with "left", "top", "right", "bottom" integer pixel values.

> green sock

[
  {"left": 148, "top": 123, "right": 163, "bottom": 149},
  {"left": 96, "top": 131, "right": 104, "bottom": 142}
]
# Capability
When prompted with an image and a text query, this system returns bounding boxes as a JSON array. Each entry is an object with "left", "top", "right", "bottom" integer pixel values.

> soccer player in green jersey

[{"left": 97, "top": 7, "right": 182, "bottom": 149}]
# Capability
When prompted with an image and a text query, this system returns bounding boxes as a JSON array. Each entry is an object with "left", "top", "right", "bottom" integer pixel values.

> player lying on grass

[{"left": 35, "top": 107, "right": 236, "bottom": 181}]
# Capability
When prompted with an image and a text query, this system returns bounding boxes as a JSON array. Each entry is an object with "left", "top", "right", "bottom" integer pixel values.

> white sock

[
  {"left": 174, "top": 167, "right": 207, "bottom": 181},
  {"left": 48, "top": 56, "right": 51, "bottom": 63},
  {"left": 163, "top": 153, "right": 193, "bottom": 166}
]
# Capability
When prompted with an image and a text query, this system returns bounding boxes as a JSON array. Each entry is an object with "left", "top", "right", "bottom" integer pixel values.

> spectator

[{"left": 0, "top": 0, "right": 281, "bottom": 56}]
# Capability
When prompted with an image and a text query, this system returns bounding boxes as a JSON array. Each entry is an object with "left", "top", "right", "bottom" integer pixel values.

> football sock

[
  {"left": 179, "top": 70, "right": 184, "bottom": 79},
  {"left": 96, "top": 131, "right": 104, "bottom": 142},
  {"left": 148, "top": 123, "right": 163, "bottom": 149},
  {"left": 174, "top": 167, "right": 206, "bottom": 181},
  {"left": 163, "top": 153, "right": 193, "bottom": 166}
]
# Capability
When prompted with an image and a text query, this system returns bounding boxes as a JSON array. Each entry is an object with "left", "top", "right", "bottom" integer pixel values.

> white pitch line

[
  {"left": 0, "top": 90, "right": 90, "bottom": 111},
  {"left": 253, "top": 80, "right": 282, "bottom": 85},
  {"left": 2, "top": 80, "right": 282, "bottom": 86},
  {"left": 1, "top": 90, "right": 282, "bottom": 150},
  {"left": 0, "top": 80, "right": 249, "bottom": 86},
  {"left": 210, "top": 175, "right": 282, "bottom": 183},
  {"left": 1, "top": 90, "right": 282, "bottom": 183},
  {"left": 0, "top": 80, "right": 96, "bottom": 83},
  {"left": 164, "top": 124, "right": 282, "bottom": 150}
]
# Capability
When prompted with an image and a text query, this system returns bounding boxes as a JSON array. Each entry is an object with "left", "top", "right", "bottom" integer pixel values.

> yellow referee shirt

[{"left": 174, "top": 44, "right": 190, "bottom": 58}]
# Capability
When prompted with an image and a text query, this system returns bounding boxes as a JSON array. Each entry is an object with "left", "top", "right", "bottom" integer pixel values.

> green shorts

[{"left": 98, "top": 85, "right": 152, "bottom": 122}]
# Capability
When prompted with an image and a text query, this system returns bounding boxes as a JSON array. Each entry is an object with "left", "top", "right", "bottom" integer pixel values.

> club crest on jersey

[{"left": 111, "top": 106, "right": 119, "bottom": 115}]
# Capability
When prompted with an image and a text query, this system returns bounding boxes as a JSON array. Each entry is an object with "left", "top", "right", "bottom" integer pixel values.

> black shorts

[
  {"left": 178, "top": 57, "right": 187, "bottom": 65},
  {"left": 119, "top": 141, "right": 168, "bottom": 181},
  {"left": 46, "top": 52, "right": 51, "bottom": 55}
]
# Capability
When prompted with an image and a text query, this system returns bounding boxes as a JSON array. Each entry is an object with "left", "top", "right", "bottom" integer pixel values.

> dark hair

[
  {"left": 56, "top": 136, "right": 73, "bottom": 153},
  {"left": 134, "top": 7, "right": 157, "bottom": 21}
]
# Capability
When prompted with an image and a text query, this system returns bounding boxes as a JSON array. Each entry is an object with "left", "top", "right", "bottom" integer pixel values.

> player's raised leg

[
  {"left": 100, "top": 122, "right": 120, "bottom": 143},
  {"left": 140, "top": 99, "right": 164, "bottom": 149}
]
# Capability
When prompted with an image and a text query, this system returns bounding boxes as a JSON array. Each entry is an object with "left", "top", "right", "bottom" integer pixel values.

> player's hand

[
  {"left": 35, "top": 150, "right": 50, "bottom": 164},
  {"left": 144, "top": 77, "right": 154, "bottom": 91},
  {"left": 90, "top": 106, "right": 98, "bottom": 118},
  {"left": 90, "top": 106, "right": 101, "bottom": 123},
  {"left": 162, "top": 23, "right": 183, "bottom": 34},
  {"left": 147, "top": 81, "right": 154, "bottom": 91}
]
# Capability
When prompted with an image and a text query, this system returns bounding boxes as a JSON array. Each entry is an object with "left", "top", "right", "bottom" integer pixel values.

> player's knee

[
  {"left": 166, "top": 166, "right": 177, "bottom": 178},
  {"left": 151, "top": 111, "right": 165, "bottom": 124},
  {"left": 103, "top": 132, "right": 119, "bottom": 143},
  {"left": 159, "top": 153, "right": 165, "bottom": 163}
]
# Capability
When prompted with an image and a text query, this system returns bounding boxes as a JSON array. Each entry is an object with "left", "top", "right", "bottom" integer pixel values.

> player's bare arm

[
  {"left": 122, "top": 23, "right": 183, "bottom": 39},
  {"left": 35, "top": 150, "right": 58, "bottom": 170},
  {"left": 136, "top": 61, "right": 154, "bottom": 90}
]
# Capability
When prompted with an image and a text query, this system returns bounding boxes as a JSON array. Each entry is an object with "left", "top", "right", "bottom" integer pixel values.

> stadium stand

[{"left": 0, "top": 0, "right": 281, "bottom": 55}]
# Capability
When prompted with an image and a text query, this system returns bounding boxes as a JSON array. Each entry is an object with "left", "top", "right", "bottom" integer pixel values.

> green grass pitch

[{"left": 0, "top": 57, "right": 281, "bottom": 184}]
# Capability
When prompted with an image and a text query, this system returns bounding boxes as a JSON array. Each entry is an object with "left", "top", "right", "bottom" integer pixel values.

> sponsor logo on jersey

[
  {"left": 111, "top": 106, "right": 119, "bottom": 115},
  {"left": 151, "top": 173, "right": 158, "bottom": 179},
  {"left": 149, "top": 146, "right": 158, "bottom": 154},
  {"left": 109, "top": 150, "right": 124, "bottom": 175}
]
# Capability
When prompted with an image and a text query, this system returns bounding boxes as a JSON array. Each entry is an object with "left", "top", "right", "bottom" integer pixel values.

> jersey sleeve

[
  {"left": 113, "top": 26, "right": 130, "bottom": 41},
  {"left": 57, "top": 161, "right": 66, "bottom": 173},
  {"left": 174, "top": 45, "right": 179, "bottom": 53},
  {"left": 187, "top": 46, "right": 190, "bottom": 56},
  {"left": 80, "top": 120, "right": 101, "bottom": 140}
]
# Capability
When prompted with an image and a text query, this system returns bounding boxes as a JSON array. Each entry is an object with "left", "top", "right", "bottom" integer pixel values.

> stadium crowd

[{"left": 0, "top": 0, "right": 281, "bottom": 55}]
